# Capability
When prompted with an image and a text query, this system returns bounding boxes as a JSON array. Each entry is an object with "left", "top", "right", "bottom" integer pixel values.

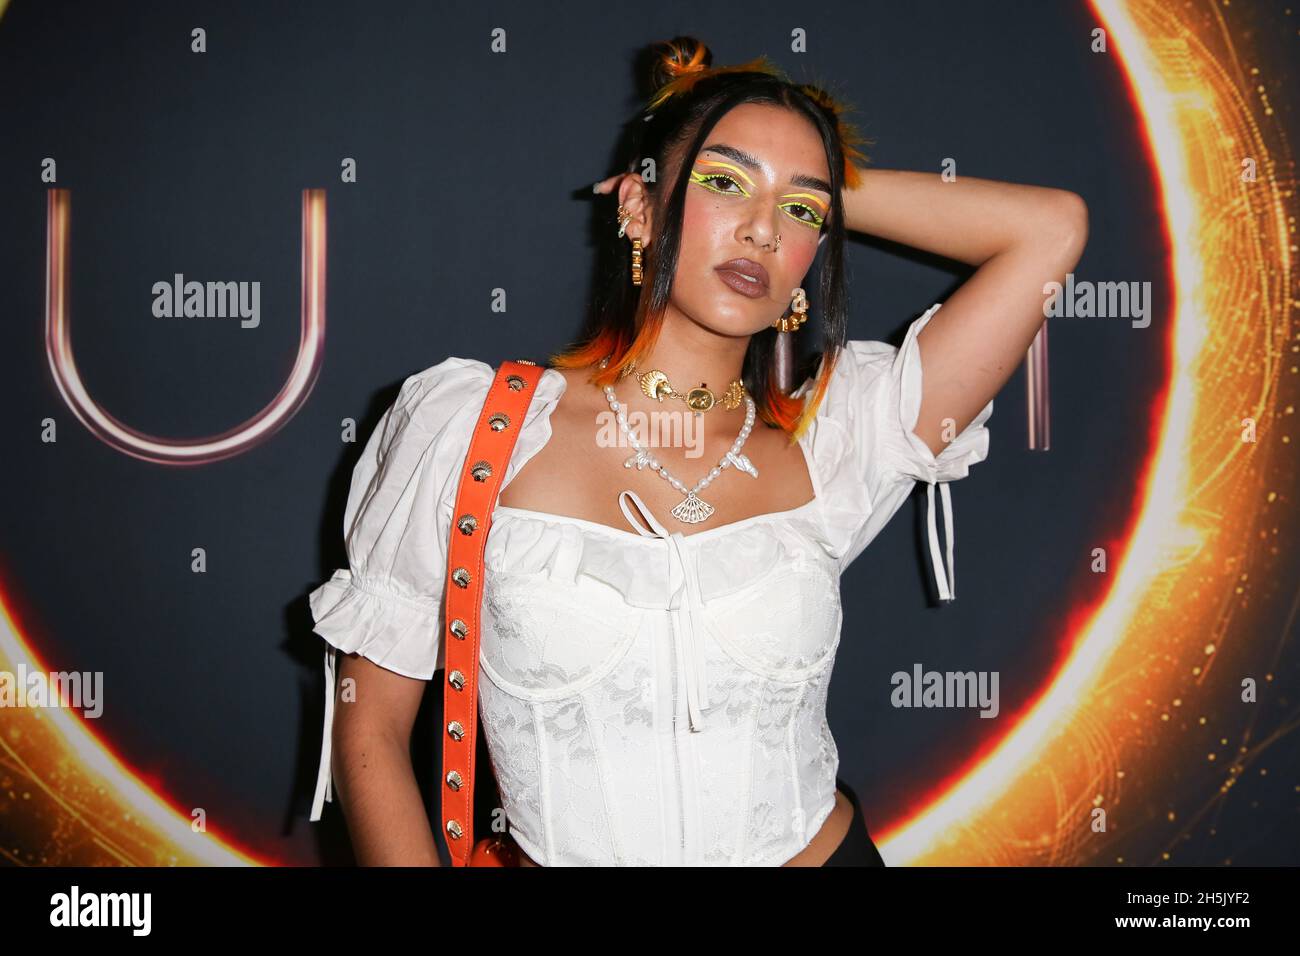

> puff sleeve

[
  {"left": 800, "top": 302, "right": 994, "bottom": 597},
  {"left": 307, "top": 357, "right": 494, "bottom": 821}
]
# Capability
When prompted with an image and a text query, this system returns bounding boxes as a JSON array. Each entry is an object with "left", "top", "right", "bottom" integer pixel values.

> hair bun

[{"left": 648, "top": 36, "right": 712, "bottom": 92}]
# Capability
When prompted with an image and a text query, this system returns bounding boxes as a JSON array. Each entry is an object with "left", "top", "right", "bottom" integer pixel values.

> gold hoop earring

[{"left": 772, "top": 287, "right": 808, "bottom": 333}]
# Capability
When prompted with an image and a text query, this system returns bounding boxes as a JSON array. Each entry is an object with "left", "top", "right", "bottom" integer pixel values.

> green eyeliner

[
  {"left": 691, "top": 169, "right": 825, "bottom": 231},
  {"left": 780, "top": 203, "right": 824, "bottom": 229},
  {"left": 690, "top": 168, "right": 749, "bottom": 197}
]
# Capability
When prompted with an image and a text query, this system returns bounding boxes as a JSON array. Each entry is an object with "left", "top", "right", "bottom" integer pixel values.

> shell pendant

[
  {"left": 725, "top": 450, "right": 759, "bottom": 479},
  {"left": 670, "top": 491, "right": 715, "bottom": 524}
]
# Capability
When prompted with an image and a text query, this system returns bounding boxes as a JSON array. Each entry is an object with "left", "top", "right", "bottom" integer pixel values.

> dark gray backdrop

[{"left": 2, "top": 0, "right": 1291, "bottom": 866}]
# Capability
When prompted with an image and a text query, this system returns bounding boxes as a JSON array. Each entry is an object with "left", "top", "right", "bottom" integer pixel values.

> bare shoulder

[{"left": 497, "top": 363, "right": 606, "bottom": 516}]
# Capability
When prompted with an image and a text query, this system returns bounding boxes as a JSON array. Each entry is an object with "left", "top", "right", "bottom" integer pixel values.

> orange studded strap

[{"left": 440, "top": 358, "right": 544, "bottom": 867}]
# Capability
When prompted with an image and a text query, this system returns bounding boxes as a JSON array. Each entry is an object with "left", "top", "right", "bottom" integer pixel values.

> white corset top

[
  {"left": 613, "top": 488, "right": 756, "bottom": 733},
  {"left": 306, "top": 301, "right": 994, "bottom": 866}
]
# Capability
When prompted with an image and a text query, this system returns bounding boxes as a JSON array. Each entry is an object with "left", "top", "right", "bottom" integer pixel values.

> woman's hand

[{"left": 592, "top": 174, "right": 621, "bottom": 196}]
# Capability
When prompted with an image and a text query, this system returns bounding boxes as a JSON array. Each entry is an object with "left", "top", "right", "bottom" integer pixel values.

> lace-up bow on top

[{"left": 306, "top": 301, "right": 994, "bottom": 865}]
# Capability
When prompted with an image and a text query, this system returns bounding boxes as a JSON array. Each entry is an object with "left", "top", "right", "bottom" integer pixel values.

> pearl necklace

[{"left": 599, "top": 358, "right": 760, "bottom": 524}]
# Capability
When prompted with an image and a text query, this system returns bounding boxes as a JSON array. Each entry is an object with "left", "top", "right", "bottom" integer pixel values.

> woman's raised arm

[{"left": 842, "top": 168, "right": 1088, "bottom": 458}]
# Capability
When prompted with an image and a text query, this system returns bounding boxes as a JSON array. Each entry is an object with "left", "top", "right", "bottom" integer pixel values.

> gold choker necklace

[{"left": 623, "top": 360, "right": 746, "bottom": 413}]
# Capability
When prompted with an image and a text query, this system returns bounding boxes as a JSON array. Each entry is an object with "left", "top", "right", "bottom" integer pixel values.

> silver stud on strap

[
  {"left": 506, "top": 374, "right": 526, "bottom": 391},
  {"left": 445, "top": 769, "right": 464, "bottom": 790},
  {"left": 470, "top": 460, "right": 492, "bottom": 481},
  {"left": 488, "top": 412, "right": 510, "bottom": 432},
  {"left": 449, "top": 618, "right": 468, "bottom": 639},
  {"left": 448, "top": 669, "right": 465, "bottom": 691},
  {"left": 452, "top": 567, "right": 470, "bottom": 588},
  {"left": 447, "top": 720, "right": 465, "bottom": 741},
  {"left": 446, "top": 819, "right": 464, "bottom": 840},
  {"left": 457, "top": 514, "right": 478, "bottom": 535}
]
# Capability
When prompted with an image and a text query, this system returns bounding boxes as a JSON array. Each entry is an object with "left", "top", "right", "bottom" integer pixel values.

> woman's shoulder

[
  {"left": 381, "top": 355, "right": 495, "bottom": 439},
  {"left": 794, "top": 303, "right": 953, "bottom": 434},
  {"left": 398, "top": 354, "right": 496, "bottom": 404},
  {"left": 381, "top": 355, "right": 567, "bottom": 461},
  {"left": 396, "top": 355, "right": 566, "bottom": 407}
]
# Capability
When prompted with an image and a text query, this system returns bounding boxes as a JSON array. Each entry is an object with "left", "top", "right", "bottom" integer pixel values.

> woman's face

[{"left": 667, "top": 102, "right": 832, "bottom": 338}]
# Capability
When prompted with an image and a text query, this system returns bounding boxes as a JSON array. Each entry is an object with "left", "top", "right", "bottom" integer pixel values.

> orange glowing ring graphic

[
  {"left": 883, "top": 0, "right": 1296, "bottom": 865},
  {"left": 1, "top": 0, "right": 1293, "bottom": 866}
]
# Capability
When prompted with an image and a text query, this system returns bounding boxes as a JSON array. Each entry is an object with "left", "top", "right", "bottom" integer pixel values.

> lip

[{"left": 714, "top": 258, "right": 770, "bottom": 293}]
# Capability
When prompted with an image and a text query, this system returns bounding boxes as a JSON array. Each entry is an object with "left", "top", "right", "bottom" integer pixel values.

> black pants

[{"left": 822, "top": 776, "right": 887, "bottom": 866}]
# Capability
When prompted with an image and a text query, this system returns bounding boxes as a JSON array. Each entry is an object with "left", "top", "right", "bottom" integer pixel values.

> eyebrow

[{"left": 700, "top": 143, "right": 832, "bottom": 196}]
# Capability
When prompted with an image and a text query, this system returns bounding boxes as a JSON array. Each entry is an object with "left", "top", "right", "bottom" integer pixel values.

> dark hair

[{"left": 549, "top": 36, "right": 872, "bottom": 443}]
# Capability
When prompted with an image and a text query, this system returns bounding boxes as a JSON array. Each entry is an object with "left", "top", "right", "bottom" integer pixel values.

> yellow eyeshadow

[
  {"left": 780, "top": 191, "right": 829, "bottom": 212},
  {"left": 690, "top": 162, "right": 826, "bottom": 229},
  {"left": 695, "top": 158, "right": 756, "bottom": 189},
  {"left": 690, "top": 168, "right": 750, "bottom": 197}
]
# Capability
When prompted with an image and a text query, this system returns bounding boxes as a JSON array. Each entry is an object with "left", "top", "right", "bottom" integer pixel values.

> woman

[{"left": 306, "top": 37, "right": 1087, "bottom": 866}]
